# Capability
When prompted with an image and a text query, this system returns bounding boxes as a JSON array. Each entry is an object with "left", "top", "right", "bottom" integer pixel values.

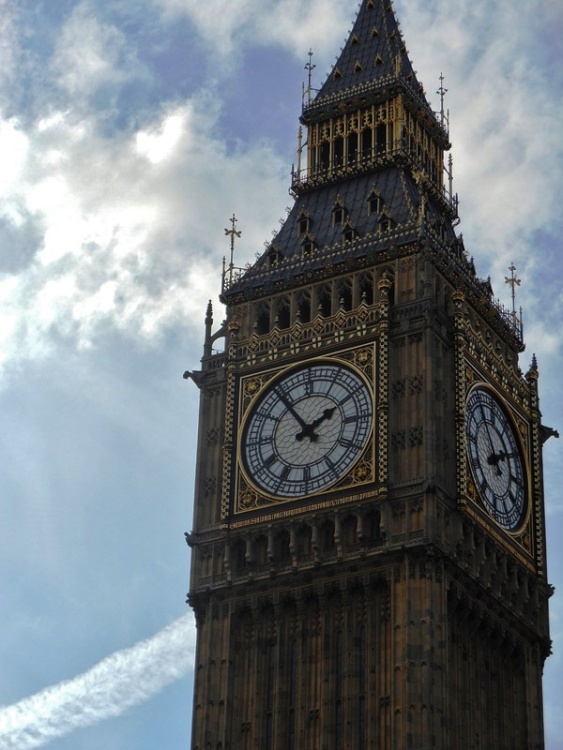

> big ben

[{"left": 184, "top": 0, "right": 552, "bottom": 748}]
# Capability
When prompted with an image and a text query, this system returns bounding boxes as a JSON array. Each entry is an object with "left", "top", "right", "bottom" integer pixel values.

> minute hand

[
  {"left": 276, "top": 390, "right": 309, "bottom": 432},
  {"left": 479, "top": 404, "right": 503, "bottom": 476}
]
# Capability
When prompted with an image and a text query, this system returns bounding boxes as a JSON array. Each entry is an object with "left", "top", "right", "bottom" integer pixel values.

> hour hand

[
  {"left": 296, "top": 408, "right": 335, "bottom": 442},
  {"left": 487, "top": 450, "right": 507, "bottom": 476},
  {"left": 310, "top": 407, "right": 336, "bottom": 431}
]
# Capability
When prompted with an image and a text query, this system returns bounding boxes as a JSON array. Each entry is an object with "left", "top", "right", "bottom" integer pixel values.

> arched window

[
  {"left": 332, "top": 199, "right": 347, "bottom": 226},
  {"left": 348, "top": 131, "right": 359, "bottom": 165},
  {"left": 319, "top": 141, "right": 330, "bottom": 171},
  {"left": 368, "top": 190, "right": 383, "bottom": 216},
  {"left": 341, "top": 514, "right": 358, "bottom": 547},
  {"left": 297, "top": 210, "right": 310, "bottom": 236},
  {"left": 274, "top": 297, "right": 290, "bottom": 329},
  {"left": 334, "top": 135, "right": 344, "bottom": 167},
  {"left": 362, "top": 127, "right": 372, "bottom": 160},
  {"left": 379, "top": 212, "right": 395, "bottom": 233},
  {"left": 297, "top": 291, "right": 311, "bottom": 323},
  {"left": 231, "top": 539, "right": 247, "bottom": 574},
  {"left": 336, "top": 278, "right": 353, "bottom": 311},
  {"left": 267, "top": 247, "right": 283, "bottom": 267},
  {"left": 275, "top": 529, "right": 291, "bottom": 564},
  {"left": 342, "top": 221, "right": 358, "bottom": 244},
  {"left": 319, "top": 519, "right": 335, "bottom": 553},
  {"left": 376, "top": 123, "right": 386, "bottom": 154},
  {"left": 363, "top": 509, "right": 381, "bottom": 545},
  {"left": 296, "top": 525, "right": 313, "bottom": 559},
  {"left": 301, "top": 234, "right": 317, "bottom": 257},
  {"left": 254, "top": 302, "right": 270, "bottom": 335},
  {"left": 254, "top": 535, "right": 268, "bottom": 566},
  {"left": 358, "top": 272, "right": 374, "bottom": 305},
  {"left": 316, "top": 284, "right": 332, "bottom": 317}
]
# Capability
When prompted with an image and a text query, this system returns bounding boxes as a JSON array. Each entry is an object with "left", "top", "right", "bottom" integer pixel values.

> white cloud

[
  {"left": 151, "top": 0, "right": 563, "bottom": 280},
  {"left": 0, "top": 0, "right": 560, "bottom": 379},
  {"left": 0, "top": 614, "right": 195, "bottom": 750},
  {"left": 0, "top": 92, "right": 288, "bottom": 381},
  {"left": 0, "top": 2, "right": 561, "bottom": 749},
  {"left": 0, "top": 119, "right": 28, "bottom": 195},
  {"left": 154, "top": 0, "right": 351, "bottom": 69},
  {"left": 0, "top": 0, "right": 558, "bottom": 394},
  {"left": 51, "top": 2, "right": 129, "bottom": 103},
  {"left": 253, "top": 0, "right": 352, "bottom": 62},
  {"left": 0, "top": 0, "right": 19, "bottom": 105},
  {"left": 394, "top": 0, "right": 563, "bottom": 328},
  {"left": 136, "top": 113, "right": 185, "bottom": 164}
]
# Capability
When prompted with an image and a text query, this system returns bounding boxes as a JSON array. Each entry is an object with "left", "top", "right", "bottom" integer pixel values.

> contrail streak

[{"left": 0, "top": 614, "right": 195, "bottom": 750}]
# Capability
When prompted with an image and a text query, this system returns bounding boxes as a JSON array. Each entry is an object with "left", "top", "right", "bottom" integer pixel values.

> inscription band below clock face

[
  {"left": 242, "top": 361, "right": 373, "bottom": 499},
  {"left": 466, "top": 386, "right": 526, "bottom": 531}
]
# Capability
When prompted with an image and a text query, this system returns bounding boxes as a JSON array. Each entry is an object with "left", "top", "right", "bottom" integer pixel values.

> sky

[{"left": 0, "top": 0, "right": 561, "bottom": 748}]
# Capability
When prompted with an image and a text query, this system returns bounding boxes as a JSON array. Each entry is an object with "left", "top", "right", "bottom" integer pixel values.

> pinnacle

[{"left": 305, "top": 0, "right": 431, "bottom": 121}]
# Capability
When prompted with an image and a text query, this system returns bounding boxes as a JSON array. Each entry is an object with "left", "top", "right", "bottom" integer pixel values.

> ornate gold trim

[
  {"left": 462, "top": 380, "right": 533, "bottom": 547},
  {"left": 232, "top": 345, "right": 378, "bottom": 515}
]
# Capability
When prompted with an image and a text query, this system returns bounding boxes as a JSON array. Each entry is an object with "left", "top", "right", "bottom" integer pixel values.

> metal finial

[
  {"left": 447, "top": 153, "right": 454, "bottom": 204},
  {"left": 304, "top": 49, "right": 316, "bottom": 105},
  {"left": 224, "top": 214, "right": 241, "bottom": 290},
  {"left": 436, "top": 72, "right": 448, "bottom": 128},
  {"left": 504, "top": 262, "right": 521, "bottom": 320}
]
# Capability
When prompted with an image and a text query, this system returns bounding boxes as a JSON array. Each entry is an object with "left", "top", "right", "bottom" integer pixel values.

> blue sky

[{"left": 0, "top": 0, "right": 561, "bottom": 748}]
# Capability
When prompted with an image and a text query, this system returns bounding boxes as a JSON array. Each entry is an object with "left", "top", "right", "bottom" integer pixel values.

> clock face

[
  {"left": 466, "top": 387, "right": 526, "bottom": 531},
  {"left": 241, "top": 361, "right": 373, "bottom": 499}
]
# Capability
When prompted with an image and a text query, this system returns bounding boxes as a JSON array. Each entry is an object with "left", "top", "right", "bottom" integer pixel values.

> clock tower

[{"left": 185, "top": 1, "right": 552, "bottom": 748}]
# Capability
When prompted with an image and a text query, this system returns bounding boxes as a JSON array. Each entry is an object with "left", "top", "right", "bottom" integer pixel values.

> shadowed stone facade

[{"left": 185, "top": 2, "right": 552, "bottom": 748}]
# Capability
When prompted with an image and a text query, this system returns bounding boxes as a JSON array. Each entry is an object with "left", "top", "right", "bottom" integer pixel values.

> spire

[
  {"left": 304, "top": 0, "right": 436, "bottom": 129},
  {"left": 221, "top": 214, "right": 242, "bottom": 294},
  {"left": 224, "top": 0, "right": 458, "bottom": 307}
]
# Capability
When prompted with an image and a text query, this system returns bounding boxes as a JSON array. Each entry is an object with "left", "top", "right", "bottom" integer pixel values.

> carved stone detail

[{"left": 206, "top": 427, "right": 219, "bottom": 447}]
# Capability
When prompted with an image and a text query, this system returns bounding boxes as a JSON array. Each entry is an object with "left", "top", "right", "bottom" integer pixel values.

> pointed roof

[
  {"left": 303, "top": 0, "right": 438, "bottom": 133},
  {"left": 225, "top": 165, "right": 459, "bottom": 296},
  {"left": 223, "top": 0, "right": 457, "bottom": 302}
]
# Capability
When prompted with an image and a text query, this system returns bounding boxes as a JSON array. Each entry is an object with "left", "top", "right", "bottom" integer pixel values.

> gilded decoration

[
  {"left": 231, "top": 346, "right": 378, "bottom": 515},
  {"left": 460, "top": 370, "right": 535, "bottom": 559}
]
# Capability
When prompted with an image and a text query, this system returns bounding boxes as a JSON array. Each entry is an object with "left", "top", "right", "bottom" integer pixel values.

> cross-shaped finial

[
  {"left": 224, "top": 214, "right": 242, "bottom": 287},
  {"left": 436, "top": 72, "right": 448, "bottom": 127},
  {"left": 505, "top": 262, "right": 521, "bottom": 317},
  {"left": 225, "top": 213, "right": 241, "bottom": 249}
]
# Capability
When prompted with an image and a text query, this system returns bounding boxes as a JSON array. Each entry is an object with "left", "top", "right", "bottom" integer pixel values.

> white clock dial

[
  {"left": 466, "top": 387, "right": 526, "bottom": 531},
  {"left": 242, "top": 362, "right": 373, "bottom": 498}
]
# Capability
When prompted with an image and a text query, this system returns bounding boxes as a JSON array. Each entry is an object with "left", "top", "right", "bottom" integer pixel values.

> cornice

[{"left": 223, "top": 231, "right": 418, "bottom": 305}]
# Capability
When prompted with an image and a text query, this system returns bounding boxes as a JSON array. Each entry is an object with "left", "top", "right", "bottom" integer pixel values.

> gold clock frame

[
  {"left": 464, "top": 382, "right": 531, "bottom": 535},
  {"left": 232, "top": 344, "right": 378, "bottom": 516}
]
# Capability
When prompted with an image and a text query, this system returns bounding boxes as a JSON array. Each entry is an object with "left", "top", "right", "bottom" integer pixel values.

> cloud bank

[
  {"left": 1, "top": 0, "right": 561, "bottom": 380},
  {"left": 0, "top": 94, "right": 287, "bottom": 379},
  {"left": 0, "top": 614, "right": 195, "bottom": 750},
  {"left": 0, "top": 1, "right": 561, "bottom": 745}
]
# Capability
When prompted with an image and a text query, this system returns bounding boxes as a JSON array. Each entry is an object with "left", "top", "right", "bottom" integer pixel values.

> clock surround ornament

[
  {"left": 240, "top": 359, "right": 374, "bottom": 500},
  {"left": 465, "top": 385, "right": 527, "bottom": 531}
]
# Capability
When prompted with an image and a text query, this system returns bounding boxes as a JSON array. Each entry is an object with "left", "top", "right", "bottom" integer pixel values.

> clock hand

[
  {"left": 487, "top": 449, "right": 507, "bottom": 476},
  {"left": 275, "top": 390, "right": 325, "bottom": 442},
  {"left": 479, "top": 404, "right": 504, "bottom": 476},
  {"left": 296, "top": 408, "right": 335, "bottom": 442},
  {"left": 276, "top": 390, "right": 309, "bottom": 432},
  {"left": 310, "top": 407, "right": 336, "bottom": 430}
]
